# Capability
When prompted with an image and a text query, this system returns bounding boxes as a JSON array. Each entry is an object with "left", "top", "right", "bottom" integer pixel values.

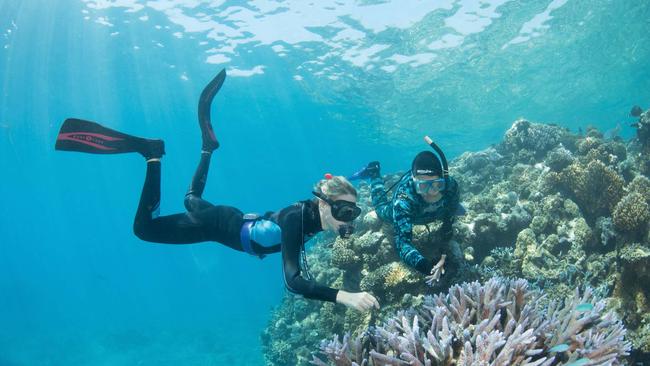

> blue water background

[{"left": 1, "top": 1, "right": 649, "bottom": 364}]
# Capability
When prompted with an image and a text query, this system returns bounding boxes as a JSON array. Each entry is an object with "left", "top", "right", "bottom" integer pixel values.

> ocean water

[{"left": 0, "top": 1, "right": 649, "bottom": 365}]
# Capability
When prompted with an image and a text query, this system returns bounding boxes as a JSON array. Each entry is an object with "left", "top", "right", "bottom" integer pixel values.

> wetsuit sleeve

[
  {"left": 370, "top": 177, "right": 388, "bottom": 207},
  {"left": 392, "top": 188, "right": 431, "bottom": 274},
  {"left": 281, "top": 210, "right": 339, "bottom": 303},
  {"left": 443, "top": 177, "right": 461, "bottom": 225}
]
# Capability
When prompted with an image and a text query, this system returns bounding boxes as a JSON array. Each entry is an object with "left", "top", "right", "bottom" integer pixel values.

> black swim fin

[
  {"left": 55, "top": 118, "right": 165, "bottom": 159},
  {"left": 348, "top": 161, "right": 380, "bottom": 181},
  {"left": 198, "top": 69, "right": 226, "bottom": 151}
]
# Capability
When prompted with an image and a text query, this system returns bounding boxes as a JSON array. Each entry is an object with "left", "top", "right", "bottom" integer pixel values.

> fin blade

[
  {"left": 55, "top": 118, "right": 138, "bottom": 155},
  {"left": 198, "top": 69, "right": 226, "bottom": 151}
]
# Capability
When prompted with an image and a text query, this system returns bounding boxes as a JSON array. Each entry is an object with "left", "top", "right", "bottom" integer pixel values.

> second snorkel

[{"left": 424, "top": 135, "right": 449, "bottom": 191}]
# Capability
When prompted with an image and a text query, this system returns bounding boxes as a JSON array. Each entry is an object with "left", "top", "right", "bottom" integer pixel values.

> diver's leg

[
  {"left": 184, "top": 151, "right": 215, "bottom": 212},
  {"left": 133, "top": 160, "right": 215, "bottom": 244},
  {"left": 181, "top": 69, "right": 228, "bottom": 211},
  {"left": 369, "top": 178, "right": 388, "bottom": 207},
  {"left": 370, "top": 178, "right": 393, "bottom": 221}
]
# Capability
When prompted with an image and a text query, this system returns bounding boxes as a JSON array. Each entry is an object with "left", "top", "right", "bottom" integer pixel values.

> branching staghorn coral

[{"left": 312, "top": 278, "right": 630, "bottom": 366}]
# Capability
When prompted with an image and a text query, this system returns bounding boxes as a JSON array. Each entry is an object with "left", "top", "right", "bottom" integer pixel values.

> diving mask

[
  {"left": 413, "top": 177, "right": 446, "bottom": 195},
  {"left": 312, "top": 191, "right": 361, "bottom": 222}
]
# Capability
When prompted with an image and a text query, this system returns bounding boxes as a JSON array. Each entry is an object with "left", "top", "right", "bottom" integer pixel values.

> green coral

[
  {"left": 540, "top": 170, "right": 562, "bottom": 194},
  {"left": 545, "top": 146, "right": 575, "bottom": 171},
  {"left": 557, "top": 217, "right": 593, "bottom": 249},
  {"left": 563, "top": 198, "right": 581, "bottom": 218},
  {"left": 530, "top": 215, "right": 549, "bottom": 234},
  {"left": 629, "top": 316, "right": 650, "bottom": 353},
  {"left": 628, "top": 175, "right": 650, "bottom": 203},
  {"left": 614, "top": 243, "right": 650, "bottom": 352},
  {"left": 619, "top": 243, "right": 650, "bottom": 266},
  {"left": 613, "top": 193, "right": 650, "bottom": 235},
  {"left": 576, "top": 135, "right": 602, "bottom": 155},
  {"left": 634, "top": 109, "right": 650, "bottom": 176},
  {"left": 359, "top": 262, "right": 420, "bottom": 302},
  {"left": 514, "top": 229, "right": 554, "bottom": 279},
  {"left": 509, "top": 163, "right": 544, "bottom": 199},
  {"left": 501, "top": 119, "right": 569, "bottom": 158},
  {"left": 584, "top": 251, "right": 617, "bottom": 289},
  {"left": 559, "top": 160, "right": 625, "bottom": 220},
  {"left": 331, "top": 238, "right": 361, "bottom": 270},
  {"left": 582, "top": 140, "right": 627, "bottom": 166}
]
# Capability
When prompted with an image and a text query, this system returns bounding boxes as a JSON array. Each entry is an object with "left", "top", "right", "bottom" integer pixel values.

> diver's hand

[
  {"left": 425, "top": 254, "right": 446, "bottom": 286},
  {"left": 336, "top": 290, "right": 380, "bottom": 312}
]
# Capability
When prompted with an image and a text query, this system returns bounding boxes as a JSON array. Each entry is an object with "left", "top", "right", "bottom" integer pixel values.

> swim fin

[
  {"left": 55, "top": 118, "right": 165, "bottom": 159},
  {"left": 198, "top": 69, "right": 226, "bottom": 152},
  {"left": 348, "top": 161, "right": 380, "bottom": 180}
]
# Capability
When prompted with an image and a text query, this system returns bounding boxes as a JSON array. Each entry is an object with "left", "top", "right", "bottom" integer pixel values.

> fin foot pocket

[{"left": 143, "top": 139, "right": 165, "bottom": 160}]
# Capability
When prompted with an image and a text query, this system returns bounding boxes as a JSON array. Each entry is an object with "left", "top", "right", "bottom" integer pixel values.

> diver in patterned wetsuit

[{"left": 351, "top": 149, "right": 463, "bottom": 279}]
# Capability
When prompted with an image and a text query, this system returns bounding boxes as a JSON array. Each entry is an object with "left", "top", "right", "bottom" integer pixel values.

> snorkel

[
  {"left": 424, "top": 135, "right": 449, "bottom": 192},
  {"left": 338, "top": 224, "right": 354, "bottom": 239}
]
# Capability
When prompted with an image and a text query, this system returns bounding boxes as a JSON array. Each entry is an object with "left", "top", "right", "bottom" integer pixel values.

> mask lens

[
  {"left": 432, "top": 178, "right": 445, "bottom": 191},
  {"left": 416, "top": 181, "right": 430, "bottom": 194},
  {"left": 332, "top": 201, "right": 361, "bottom": 222},
  {"left": 414, "top": 178, "right": 446, "bottom": 194}
]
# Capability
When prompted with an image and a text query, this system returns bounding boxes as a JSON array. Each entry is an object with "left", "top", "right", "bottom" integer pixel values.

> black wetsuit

[{"left": 132, "top": 153, "right": 338, "bottom": 303}]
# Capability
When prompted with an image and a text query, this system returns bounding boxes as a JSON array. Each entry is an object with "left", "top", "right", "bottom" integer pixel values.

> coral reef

[
  {"left": 562, "top": 160, "right": 625, "bottom": 221},
  {"left": 631, "top": 109, "right": 650, "bottom": 175},
  {"left": 313, "top": 278, "right": 630, "bottom": 365},
  {"left": 613, "top": 243, "right": 650, "bottom": 354},
  {"left": 262, "top": 114, "right": 650, "bottom": 365},
  {"left": 613, "top": 193, "right": 650, "bottom": 237},
  {"left": 500, "top": 119, "right": 571, "bottom": 160}
]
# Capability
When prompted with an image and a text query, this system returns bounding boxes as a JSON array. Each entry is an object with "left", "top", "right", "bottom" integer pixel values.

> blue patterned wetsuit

[{"left": 370, "top": 173, "right": 460, "bottom": 274}]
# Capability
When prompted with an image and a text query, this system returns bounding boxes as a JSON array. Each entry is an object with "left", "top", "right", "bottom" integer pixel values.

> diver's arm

[
  {"left": 440, "top": 177, "right": 461, "bottom": 238},
  {"left": 281, "top": 210, "right": 339, "bottom": 302},
  {"left": 445, "top": 177, "right": 461, "bottom": 218},
  {"left": 280, "top": 209, "right": 380, "bottom": 310},
  {"left": 392, "top": 192, "right": 431, "bottom": 274},
  {"left": 369, "top": 176, "right": 388, "bottom": 207}
]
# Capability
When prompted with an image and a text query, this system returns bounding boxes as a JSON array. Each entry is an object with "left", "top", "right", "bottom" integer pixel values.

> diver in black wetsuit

[{"left": 55, "top": 70, "right": 379, "bottom": 312}]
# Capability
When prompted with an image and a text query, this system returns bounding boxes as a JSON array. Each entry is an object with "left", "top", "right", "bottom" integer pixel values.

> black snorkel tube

[{"left": 424, "top": 135, "right": 449, "bottom": 192}]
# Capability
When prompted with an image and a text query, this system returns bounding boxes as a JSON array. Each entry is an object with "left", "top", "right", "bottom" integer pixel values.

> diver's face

[
  {"left": 414, "top": 174, "right": 443, "bottom": 203},
  {"left": 318, "top": 193, "right": 357, "bottom": 232}
]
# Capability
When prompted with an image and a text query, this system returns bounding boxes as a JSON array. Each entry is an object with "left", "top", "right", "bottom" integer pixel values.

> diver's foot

[
  {"left": 201, "top": 125, "right": 220, "bottom": 152},
  {"left": 142, "top": 139, "right": 165, "bottom": 160},
  {"left": 349, "top": 161, "right": 380, "bottom": 180},
  {"left": 202, "top": 137, "right": 219, "bottom": 152}
]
